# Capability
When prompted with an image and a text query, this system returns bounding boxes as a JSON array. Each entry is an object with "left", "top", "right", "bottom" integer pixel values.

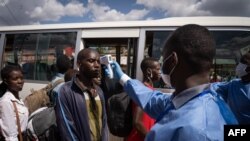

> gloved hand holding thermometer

[
  {"left": 100, "top": 55, "right": 114, "bottom": 79},
  {"left": 100, "top": 54, "right": 131, "bottom": 85}
]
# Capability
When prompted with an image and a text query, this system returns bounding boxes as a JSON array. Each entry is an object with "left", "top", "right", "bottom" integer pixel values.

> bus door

[{"left": 81, "top": 28, "right": 139, "bottom": 78}]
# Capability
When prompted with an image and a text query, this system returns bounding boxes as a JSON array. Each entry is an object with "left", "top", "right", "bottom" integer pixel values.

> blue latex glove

[
  {"left": 104, "top": 61, "right": 131, "bottom": 85},
  {"left": 103, "top": 61, "right": 124, "bottom": 80},
  {"left": 110, "top": 61, "right": 124, "bottom": 80}
]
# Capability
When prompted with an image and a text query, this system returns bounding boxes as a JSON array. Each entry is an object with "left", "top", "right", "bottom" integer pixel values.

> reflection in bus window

[
  {"left": 145, "top": 30, "right": 250, "bottom": 87},
  {"left": 211, "top": 31, "right": 250, "bottom": 82},
  {"left": 3, "top": 32, "right": 76, "bottom": 81},
  {"left": 145, "top": 31, "right": 172, "bottom": 59}
]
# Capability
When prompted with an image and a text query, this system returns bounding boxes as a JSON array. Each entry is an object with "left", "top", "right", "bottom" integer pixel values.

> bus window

[
  {"left": 145, "top": 30, "right": 250, "bottom": 88},
  {"left": 3, "top": 32, "right": 77, "bottom": 81},
  {"left": 211, "top": 31, "right": 250, "bottom": 82},
  {"left": 84, "top": 38, "right": 138, "bottom": 78},
  {"left": 145, "top": 31, "right": 172, "bottom": 89},
  {"left": 145, "top": 31, "right": 172, "bottom": 59}
]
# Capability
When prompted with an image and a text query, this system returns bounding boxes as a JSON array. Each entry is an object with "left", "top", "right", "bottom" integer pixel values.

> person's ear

[
  {"left": 146, "top": 68, "right": 152, "bottom": 77},
  {"left": 77, "top": 61, "right": 81, "bottom": 68},
  {"left": 172, "top": 52, "right": 178, "bottom": 66}
]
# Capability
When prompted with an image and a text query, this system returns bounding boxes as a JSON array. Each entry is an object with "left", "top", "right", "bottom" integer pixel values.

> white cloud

[
  {"left": 28, "top": 0, "right": 86, "bottom": 21},
  {"left": 136, "top": 0, "right": 211, "bottom": 16},
  {"left": 136, "top": 0, "right": 250, "bottom": 17},
  {"left": 0, "top": 0, "right": 87, "bottom": 25},
  {"left": 65, "top": 2, "right": 87, "bottom": 17},
  {"left": 0, "top": 0, "right": 9, "bottom": 6},
  {"left": 28, "top": 0, "right": 64, "bottom": 21},
  {"left": 89, "top": 2, "right": 149, "bottom": 21}
]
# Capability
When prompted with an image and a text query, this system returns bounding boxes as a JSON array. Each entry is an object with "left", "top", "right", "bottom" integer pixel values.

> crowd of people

[{"left": 0, "top": 24, "right": 249, "bottom": 141}]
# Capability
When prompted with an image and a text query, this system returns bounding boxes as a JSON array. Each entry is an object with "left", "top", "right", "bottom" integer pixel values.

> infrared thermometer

[{"left": 100, "top": 55, "right": 114, "bottom": 79}]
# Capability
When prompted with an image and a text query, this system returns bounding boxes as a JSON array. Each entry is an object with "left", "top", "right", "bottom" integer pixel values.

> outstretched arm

[{"left": 109, "top": 61, "right": 171, "bottom": 119}]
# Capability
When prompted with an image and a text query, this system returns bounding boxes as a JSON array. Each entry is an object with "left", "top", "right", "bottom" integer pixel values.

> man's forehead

[{"left": 83, "top": 51, "right": 99, "bottom": 59}]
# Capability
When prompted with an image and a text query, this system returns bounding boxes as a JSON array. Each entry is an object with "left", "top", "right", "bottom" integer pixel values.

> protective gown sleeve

[
  {"left": 124, "top": 79, "right": 171, "bottom": 119},
  {"left": 212, "top": 82, "right": 229, "bottom": 100}
]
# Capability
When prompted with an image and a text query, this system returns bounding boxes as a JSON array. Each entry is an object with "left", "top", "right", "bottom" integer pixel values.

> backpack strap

[
  {"left": 50, "top": 79, "right": 64, "bottom": 91},
  {"left": 47, "top": 79, "right": 64, "bottom": 106},
  {"left": 12, "top": 101, "right": 23, "bottom": 141},
  {"left": 28, "top": 107, "right": 48, "bottom": 122},
  {"left": 46, "top": 79, "right": 64, "bottom": 96}
]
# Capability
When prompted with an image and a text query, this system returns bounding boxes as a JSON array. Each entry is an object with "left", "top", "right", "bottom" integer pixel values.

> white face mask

[
  {"left": 235, "top": 62, "right": 248, "bottom": 78},
  {"left": 161, "top": 73, "right": 172, "bottom": 88},
  {"left": 161, "top": 54, "right": 176, "bottom": 88}
]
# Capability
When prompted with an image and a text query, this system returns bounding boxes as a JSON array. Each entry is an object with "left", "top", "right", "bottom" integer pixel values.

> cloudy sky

[{"left": 0, "top": 0, "right": 250, "bottom": 26}]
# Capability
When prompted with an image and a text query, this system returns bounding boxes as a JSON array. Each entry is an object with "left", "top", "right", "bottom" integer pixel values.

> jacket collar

[
  {"left": 73, "top": 75, "right": 98, "bottom": 94},
  {"left": 3, "top": 91, "right": 25, "bottom": 105}
]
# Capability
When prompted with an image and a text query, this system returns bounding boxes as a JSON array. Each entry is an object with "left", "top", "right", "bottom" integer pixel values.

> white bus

[{"left": 1, "top": 16, "right": 250, "bottom": 99}]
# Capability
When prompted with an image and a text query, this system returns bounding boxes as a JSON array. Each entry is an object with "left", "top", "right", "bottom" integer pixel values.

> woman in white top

[{"left": 0, "top": 65, "right": 29, "bottom": 141}]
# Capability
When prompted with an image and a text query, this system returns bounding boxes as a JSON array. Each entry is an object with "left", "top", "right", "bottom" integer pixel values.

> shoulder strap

[
  {"left": 12, "top": 101, "right": 23, "bottom": 141},
  {"left": 51, "top": 79, "right": 64, "bottom": 90},
  {"left": 47, "top": 79, "right": 65, "bottom": 107}
]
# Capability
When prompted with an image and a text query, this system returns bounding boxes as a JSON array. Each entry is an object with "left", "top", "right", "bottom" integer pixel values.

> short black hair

[
  {"left": 0, "top": 65, "right": 23, "bottom": 97},
  {"left": 140, "top": 57, "right": 159, "bottom": 73},
  {"left": 164, "top": 24, "right": 216, "bottom": 73},
  {"left": 77, "top": 48, "right": 98, "bottom": 61},
  {"left": 56, "top": 55, "right": 72, "bottom": 74},
  {"left": 1, "top": 65, "right": 22, "bottom": 80}
]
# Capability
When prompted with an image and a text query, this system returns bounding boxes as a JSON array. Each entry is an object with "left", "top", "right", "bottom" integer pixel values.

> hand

[
  {"left": 110, "top": 61, "right": 124, "bottom": 80},
  {"left": 104, "top": 61, "right": 124, "bottom": 80}
]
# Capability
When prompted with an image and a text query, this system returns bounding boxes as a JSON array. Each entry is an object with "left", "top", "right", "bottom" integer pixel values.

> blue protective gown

[
  {"left": 212, "top": 79, "right": 250, "bottom": 124},
  {"left": 124, "top": 79, "right": 238, "bottom": 141}
]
